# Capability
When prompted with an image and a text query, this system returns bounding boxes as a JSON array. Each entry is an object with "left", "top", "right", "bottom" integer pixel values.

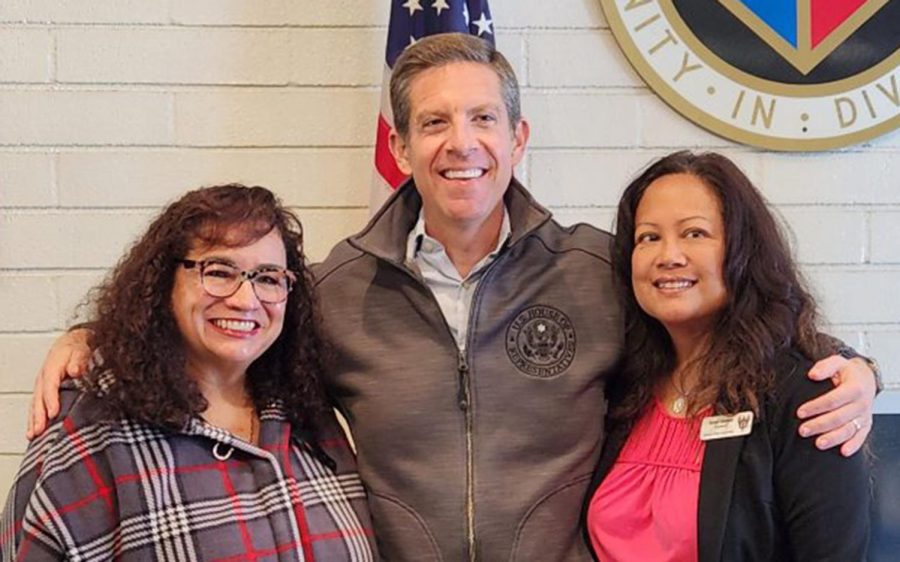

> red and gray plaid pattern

[{"left": 1, "top": 385, "right": 376, "bottom": 561}]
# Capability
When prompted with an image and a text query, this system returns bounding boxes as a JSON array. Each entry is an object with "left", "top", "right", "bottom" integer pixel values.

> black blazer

[{"left": 583, "top": 350, "right": 870, "bottom": 561}]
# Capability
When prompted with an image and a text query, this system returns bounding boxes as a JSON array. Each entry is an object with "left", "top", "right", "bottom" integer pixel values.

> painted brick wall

[{"left": 1, "top": 0, "right": 897, "bottom": 505}]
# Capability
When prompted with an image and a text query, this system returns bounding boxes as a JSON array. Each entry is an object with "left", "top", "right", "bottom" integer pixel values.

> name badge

[{"left": 700, "top": 411, "right": 754, "bottom": 441}]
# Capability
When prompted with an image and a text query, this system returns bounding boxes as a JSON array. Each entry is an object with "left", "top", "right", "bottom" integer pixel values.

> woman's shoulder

[
  {"left": 43, "top": 379, "right": 102, "bottom": 435},
  {"left": 767, "top": 347, "right": 829, "bottom": 422},
  {"left": 771, "top": 347, "right": 813, "bottom": 384},
  {"left": 33, "top": 380, "right": 156, "bottom": 467},
  {"left": 10, "top": 383, "right": 114, "bottom": 504},
  {"left": 309, "top": 410, "right": 359, "bottom": 473}
]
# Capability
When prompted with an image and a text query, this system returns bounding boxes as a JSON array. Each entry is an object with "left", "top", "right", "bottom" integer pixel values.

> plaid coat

[{"left": 0, "top": 384, "right": 377, "bottom": 561}]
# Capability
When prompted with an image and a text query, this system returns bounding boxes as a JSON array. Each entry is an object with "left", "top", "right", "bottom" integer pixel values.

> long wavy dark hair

[
  {"left": 83, "top": 184, "right": 330, "bottom": 433},
  {"left": 609, "top": 151, "right": 823, "bottom": 424}
]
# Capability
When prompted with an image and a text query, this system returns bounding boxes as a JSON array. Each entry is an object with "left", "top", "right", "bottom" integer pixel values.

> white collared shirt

[{"left": 405, "top": 208, "right": 511, "bottom": 351}]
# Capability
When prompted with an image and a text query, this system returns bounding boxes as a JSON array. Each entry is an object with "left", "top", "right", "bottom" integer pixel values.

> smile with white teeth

[
  {"left": 655, "top": 280, "right": 696, "bottom": 290},
  {"left": 442, "top": 168, "right": 485, "bottom": 179},
  {"left": 212, "top": 319, "right": 258, "bottom": 332}
]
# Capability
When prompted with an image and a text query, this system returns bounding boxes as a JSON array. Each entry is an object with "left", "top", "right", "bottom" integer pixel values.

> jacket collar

[{"left": 349, "top": 177, "right": 551, "bottom": 264}]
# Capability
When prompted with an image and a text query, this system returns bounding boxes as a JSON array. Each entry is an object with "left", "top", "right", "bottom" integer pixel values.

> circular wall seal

[
  {"left": 506, "top": 305, "right": 577, "bottom": 378},
  {"left": 600, "top": 0, "right": 900, "bottom": 150}
]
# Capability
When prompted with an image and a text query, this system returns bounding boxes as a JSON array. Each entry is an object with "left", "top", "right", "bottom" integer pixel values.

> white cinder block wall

[{"left": 1, "top": 0, "right": 898, "bottom": 502}]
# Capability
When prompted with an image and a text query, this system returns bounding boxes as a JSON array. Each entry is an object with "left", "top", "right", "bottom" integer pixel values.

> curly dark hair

[
  {"left": 83, "top": 184, "right": 331, "bottom": 433},
  {"left": 609, "top": 151, "right": 823, "bottom": 424}
]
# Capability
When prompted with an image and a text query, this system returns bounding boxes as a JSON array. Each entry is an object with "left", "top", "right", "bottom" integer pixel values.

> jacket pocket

[
  {"left": 367, "top": 491, "right": 443, "bottom": 562},
  {"left": 508, "top": 474, "right": 595, "bottom": 562}
]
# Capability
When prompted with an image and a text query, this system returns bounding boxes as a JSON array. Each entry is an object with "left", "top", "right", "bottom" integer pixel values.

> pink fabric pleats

[{"left": 588, "top": 400, "right": 709, "bottom": 562}]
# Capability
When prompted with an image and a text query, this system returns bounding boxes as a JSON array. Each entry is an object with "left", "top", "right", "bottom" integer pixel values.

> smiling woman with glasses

[{"left": 1, "top": 184, "right": 377, "bottom": 561}]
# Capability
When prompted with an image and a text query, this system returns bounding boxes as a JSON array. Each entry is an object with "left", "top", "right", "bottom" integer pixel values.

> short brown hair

[{"left": 389, "top": 33, "right": 521, "bottom": 137}]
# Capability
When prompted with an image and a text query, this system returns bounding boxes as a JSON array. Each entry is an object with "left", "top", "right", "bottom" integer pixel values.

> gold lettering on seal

[
  {"left": 834, "top": 97, "right": 857, "bottom": 128},
  {"left": 649, "top": 29, "right": 678, "bottom": 55},
  {"left": 673, "top": 52, "right": 702, "bottom": 82},
  {"left": 731, "top": 90, "right": 777, "bottom": 129}
]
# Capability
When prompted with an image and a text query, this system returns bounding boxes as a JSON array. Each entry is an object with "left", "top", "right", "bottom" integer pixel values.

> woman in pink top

[{"left": 584, "top": 152, "right": 870, "bottom": 561}]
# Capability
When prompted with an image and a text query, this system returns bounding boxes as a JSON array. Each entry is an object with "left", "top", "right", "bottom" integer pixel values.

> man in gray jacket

[
  {"left": 315, "top": 34, "right": 620, "bottom": 556},
  {"left": 29, "top": 33, "right": 878, "bottom": 562},
  {"left": 310, "top": 34, "right": 878, "bottom": 561}
]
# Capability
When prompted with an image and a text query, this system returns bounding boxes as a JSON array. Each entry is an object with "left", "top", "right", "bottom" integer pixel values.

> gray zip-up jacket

[{"left": 314, "top": 179, "right": 623, "bottom": 561}]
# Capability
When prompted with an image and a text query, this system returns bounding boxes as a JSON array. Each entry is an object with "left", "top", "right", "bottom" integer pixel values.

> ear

[
  {"left": 388, "top": 129, "right": 413, "bottom": 175},
  {"left": 510, "top": 118, "right": 530, "bottom": 167}
]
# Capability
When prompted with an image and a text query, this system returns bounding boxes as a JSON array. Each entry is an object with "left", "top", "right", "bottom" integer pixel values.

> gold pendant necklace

[{"left": 668, "top": 376, "right": 692, "bottom": 415}]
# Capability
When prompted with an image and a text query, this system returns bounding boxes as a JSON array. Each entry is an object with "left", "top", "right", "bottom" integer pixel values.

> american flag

[{"left": 369, "top": 0, "right": 496, "bottom": 213}]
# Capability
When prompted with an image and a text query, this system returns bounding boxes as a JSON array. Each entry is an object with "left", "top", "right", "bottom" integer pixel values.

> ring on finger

[{"left": 851, "top": 418, "right": 863, "bottom": 434}]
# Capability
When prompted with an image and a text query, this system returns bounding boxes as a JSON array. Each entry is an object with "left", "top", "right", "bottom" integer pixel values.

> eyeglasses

[{"left": 177, "top": 259, "right": 297, "bottom": 304}]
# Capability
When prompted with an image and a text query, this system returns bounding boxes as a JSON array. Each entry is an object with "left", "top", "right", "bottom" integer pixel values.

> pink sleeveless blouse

[{"left": 587, "top": 400, "right": 709, "bottom": 562}]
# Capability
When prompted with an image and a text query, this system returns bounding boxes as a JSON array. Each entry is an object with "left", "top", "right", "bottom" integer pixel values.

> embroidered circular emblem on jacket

[
  {"left": 506, "top": 305, "right": 577, "bottom": 378},
  {"left": 599, "top": 0, "right": 900, "bottom": 150}
]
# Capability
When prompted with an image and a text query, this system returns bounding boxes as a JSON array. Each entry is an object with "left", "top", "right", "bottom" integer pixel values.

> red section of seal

[{"left": 810, "top": 0, "right": 868, "bottom": 48}]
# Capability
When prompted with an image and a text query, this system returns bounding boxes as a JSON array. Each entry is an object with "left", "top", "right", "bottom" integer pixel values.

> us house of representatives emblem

[
  {"left": 600, "top": 0, "right": 900, "bottom": 150},
  {"left": 506, "top": 305, "right": 577, "bottom": 378}
]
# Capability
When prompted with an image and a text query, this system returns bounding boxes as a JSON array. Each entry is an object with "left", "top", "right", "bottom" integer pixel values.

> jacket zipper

[
  {"left": 458, "top": 257, "right": 507, "bottom": 562},
  {"left": 457, "top": 350, "right": 475, "bottom": 562},
  {"left": 376, "top": 248, "right": 509, "bottom": 562}
]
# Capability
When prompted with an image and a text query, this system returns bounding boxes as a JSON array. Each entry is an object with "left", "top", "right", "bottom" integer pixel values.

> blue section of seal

[{"left": 738, "top": 0, "right": 797, "bottom": 47}]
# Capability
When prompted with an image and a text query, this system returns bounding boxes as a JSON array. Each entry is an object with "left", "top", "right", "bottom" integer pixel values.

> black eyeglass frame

[{"left": 177, "top": 259, "right": 297, "bottom": 304}]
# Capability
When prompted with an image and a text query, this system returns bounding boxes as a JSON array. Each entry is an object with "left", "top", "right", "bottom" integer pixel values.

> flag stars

[
  {"left": 402, "top": 0, "right": 423, "bottom": 16},
  {"left": 463, "top": 2, "right": 470, "bottom": 25},
  {"left": 432, "top": 0, "right": 450, "bottom": 16},
  {"left": 409, "top": 35, "right": 418, "bottom": 47},
  {"left": 472, "top": 11, "right": 493, "bottom": 36}
]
